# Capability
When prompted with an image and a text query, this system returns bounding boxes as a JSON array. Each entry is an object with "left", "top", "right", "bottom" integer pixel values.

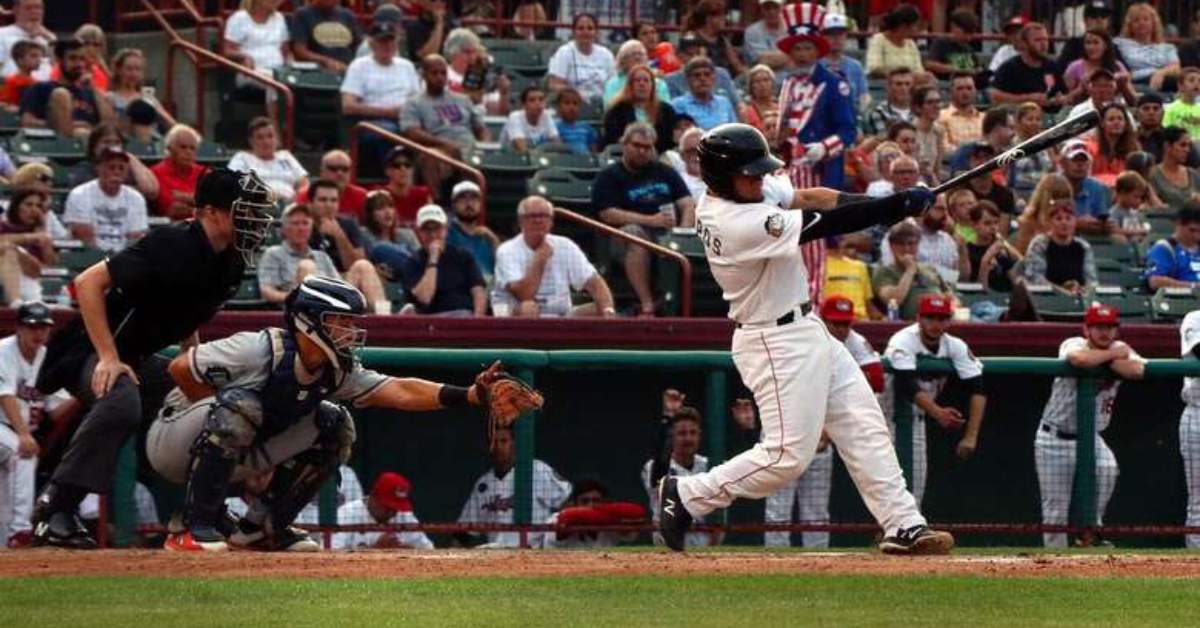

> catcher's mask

[
  {"left": 195, "top": 167, "right": 276, "bottom": 266},
  {"left": 285, "top": 276, "right": 367, "bottom": 372}
]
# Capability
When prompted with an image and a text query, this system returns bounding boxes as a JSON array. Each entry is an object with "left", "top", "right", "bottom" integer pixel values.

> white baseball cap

[
  {"left": 451, "top": 180, "right": 482, "bottom": 200},
  {"left": 823, "top": 13, "right": 850, "bottom": 31},
  {"left": 416, "top": 204, "right": 448, "bottom": 226},
  {"left": 1062, "top": 140, "right": 1092, "bottom": 161}
]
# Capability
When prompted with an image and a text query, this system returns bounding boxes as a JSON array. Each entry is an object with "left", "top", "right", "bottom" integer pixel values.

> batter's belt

[
  {"left": 1040, "top": 423, "right": 1077, "bottom": 440},
  {"left": 735, "top": 303, "right": 813, "bottom": 329}
]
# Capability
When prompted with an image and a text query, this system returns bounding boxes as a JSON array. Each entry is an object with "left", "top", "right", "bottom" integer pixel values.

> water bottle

[{"left": 886, "top": 299, "right": 900, "bottom": 321}]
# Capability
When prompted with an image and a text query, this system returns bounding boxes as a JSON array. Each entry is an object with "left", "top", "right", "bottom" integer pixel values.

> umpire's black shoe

[
  {"left": 879, "top": 525, "right": 954, "bottom": 555},
  {"left": 32, "top": 511, "right": 98, "bottom": 550},
  {"left": 657, "top": 477, "right": 692, "bottom": 552}
]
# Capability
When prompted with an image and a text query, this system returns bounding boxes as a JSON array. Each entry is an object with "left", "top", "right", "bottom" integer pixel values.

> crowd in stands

[{"left": 2, "top": 0, "right": 1200, "bottom": 320}]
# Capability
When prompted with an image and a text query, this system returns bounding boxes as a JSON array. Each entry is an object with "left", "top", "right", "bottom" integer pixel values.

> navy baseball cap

[{"left": 17, "top": 301, "right": 54, "bottom": 327}]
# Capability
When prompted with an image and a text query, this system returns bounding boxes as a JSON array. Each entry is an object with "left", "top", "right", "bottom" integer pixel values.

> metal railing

[
  {"left": 551, "top": 207, "right": 694, "bottom": 318},
  {"left": 121, "top": 0, "right": 221, "bottom": 42}
]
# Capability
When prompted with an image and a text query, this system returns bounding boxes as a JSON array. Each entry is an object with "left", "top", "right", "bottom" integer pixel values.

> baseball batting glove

[{"left": 474, "top": 361, "right": 544, "bottom": 448}]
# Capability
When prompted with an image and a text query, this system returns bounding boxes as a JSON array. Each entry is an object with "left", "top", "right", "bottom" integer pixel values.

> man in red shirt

[
  {"left": 373, "top": 146, "right": 431, "bottom": 225},
  {"left": 149, "top": 124, "right": 207, "bottom": 221},
  {"left": 297, "top": 149, "right": 368, "bottom": 222}
]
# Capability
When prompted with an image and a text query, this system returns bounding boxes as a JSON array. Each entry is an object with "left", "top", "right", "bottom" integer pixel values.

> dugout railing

[{"left": 105, "top": 349, "right": 1200, "bottom": 548}]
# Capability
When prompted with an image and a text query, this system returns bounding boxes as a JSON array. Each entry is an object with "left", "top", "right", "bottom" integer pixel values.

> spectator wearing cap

[
  {"left": 873, "top": 221, "right": 957, "bottom": 321},
  {"left": 401, "top": 55, "right": 488, "bottom": 200},
  {"left": 938, "top": 73, "right": 983, "bottom": 154},
  {"left": 149, "top": 124, "right": 206, "bottom": 221},
  {"left": 492, "top": 195, "right": 615, "bottom": 318},
  {"left": 0, "top": 300, "right": 75, "bottom": 546},
  {"left": 20, "top": 40, "right": 114, "bottom": 139},
  {"left": 405, "top": 0, "right": 451, "bottom": 62},
  {"left": 332, "top": 472, "right": 434, "bottom": 550},
  {"left": 669, "top": 57, "right": 736, "bottom": 131},
  {"left": 1, "top": 188, "right": 56, "bottom": 304},
  {"left": 990, "top": 22, "right": 1069, "bottom": 114},
  {"left": 341, "top": 20, "right": 422, "bottom": 165},
  {"left": 1067, "top": 67, "right": 1134, "bottom": 121},
  {"left": 1114, "top": 2, "right": 1179, "bottom": 92},
  {"left": 546, "top": 14, "right": 616, "bottom": 104},
  {"left": 257, "top": 203, "right": 341, "bottom": 306},
  {"left": 297, "top": 150, "right": 369, "bottom": 222},
  {"left": 864, "top": 67, "right": 914, "bottom": 138},
  {"left": 819, "top": 12, "right": 869, "bottom": 114},
  {"left": 925, "top": 9, "right": 982, "bottom": 80},
  {"left": 222, "top": 0, "right": 290, "bottom": 124},
  {"left": 1149, "top": 127, "right": 1200, "bottom": 209},
  {"left": 290, "top": 0, "right": 361, "bottom": 73},
  {"left": 227, "top": 116, "right": 308, "bottom": 203},
  {"left": 865, "top": 4, "right": 924, "bottom": 78},
  {"left": 63, "top": 146, "right": 147, "bottom": 254},
  {"left": 532, "top": 478, "right": 644, "bottom": 549},
  {"left": 123, "top": 98, "right": 160, "bottom": 144},
  {"left": 1057, "top": 2, "right": 1125, "bottom": 73},
  {"left": 1143, "top": 204, "right": 1200, "bottom": 291},
  {"left": 445, "top": 180, "right": 497, "bottom": 279},
  {"left": 1023, "top": 194, "right": 1098, "bottom": 296},
  {"left": 988, "top": 15, "right": 1029, "bottom": 75},
  {"left": 1062, "top": 30, "right": 1135, "bottom": 106},
  {"left": 823, "top": 237, "right": 880, "bottom": 320},
  {"left": 663, "top": 36, "right": 740, "bottom": 105},
  {"left": 1059, "top": 140, "right": 1112, "bottom": 234},
  {"left": 398, "top": 204, "right": 485, "bottom": 316},
  {"left": 377, "top": 146, "right": 433, "bottom": 225},
  {"left": 0, "top": 0, "right": 54, "bottom": 80},
  {"left": 743, "top": 0, "right": 789, "bottom": 69}
]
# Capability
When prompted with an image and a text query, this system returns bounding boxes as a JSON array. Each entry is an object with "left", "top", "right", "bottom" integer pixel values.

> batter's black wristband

[{"left": 439, "top": 384, "right": 472, "bottom": 407}]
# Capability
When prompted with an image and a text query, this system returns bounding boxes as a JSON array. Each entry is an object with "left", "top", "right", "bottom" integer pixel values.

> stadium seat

[
  {"left": 480, "top": 39, "right": 545, "bottom": 72},
  {"left": 656, "top": 229, "right": 727, "bottom": 317},
  {"left": 1026, "top": 285, "right": 1086, "bottom": 321},
  {"left": 528, "top": 167, "right": 592, "bottom": 211},
  {"left": 225, "top": 278, "right": 267, "bottom": 310},
  {"left": 1150, "top": 287, "right": 1200, "bottom": 322},
  {"left": 1097, "top": 267, "right": 1147, "bottom": 293},
  {"left": 10, "top": 129, "right": 85, "bottom": 163},
  {"left": 533, "top": 143, "right": 600, "bottom": 178},
  {"left": 955, "top": 282, "right": 1011, "bottom": 310},
  {"left": 467, "top": 150, "right": 537, "bottom": 231},
  {"left": 56, "top": 247, "right": 106, "bottom": 273},
  {"left": 196, "top": 140, "right": 233, "bottom": 167},
  {"left": 125, "top": 138, "right": 165, "bottom": 164},
  {"left": 1088, "top": 241, "right": 1136, "bottom": 265},
  {"left": 601, "top": 143, "right": 623, "bottom": 166},
  {"left": 1089, "top": 287, "right": 1151, "bottom": 322},
  {"left": 276, "top": 66, "right": 345, "bottom": 150},
  {"left": 0, "top": 107, "right": 20, "bottom": 135}
]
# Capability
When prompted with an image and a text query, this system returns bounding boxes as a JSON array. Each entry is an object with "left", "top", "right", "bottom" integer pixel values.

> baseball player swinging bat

[{"left": 931, "top": 109, "right": 1101, "bottom": 195}]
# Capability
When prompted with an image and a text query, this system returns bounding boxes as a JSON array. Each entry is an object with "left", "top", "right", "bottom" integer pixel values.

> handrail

[
  {"left": 136, "top": 0, "right": 199, "bottom": 65},
  {"left": 166, "top": 38, "right": 296, "bottom": 149},
  {"left": 348, "top": 122, "right": 488, "bottom": 220},
  {"left": 121, "top": 0, "right": 222, "bottom": 38},
  {"left": 552, "top": 207, "right": 693, "bottom": 317}
]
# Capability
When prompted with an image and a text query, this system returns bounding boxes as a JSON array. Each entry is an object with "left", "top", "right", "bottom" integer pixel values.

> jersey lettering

[{"left": 696, "top": 218, "right": 723, "bottom": 255}]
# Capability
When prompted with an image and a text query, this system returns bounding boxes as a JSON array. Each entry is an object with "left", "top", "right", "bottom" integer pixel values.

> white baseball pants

[
  {"left": 764, "top": 447, "right": 833, "bottom": 548},
  {"left": 1181, "top": 405, "right": 1200, "bottom": 548},
  {"left": 887, "top": 412, "right": 928, "bottom": 506},
  {"left": 1034, "top": 426, "right": 1118, "bottom": 548},
  {"left": 676, "top": 314, "right": 926, "bottom": 536},
  {"left": 0, "top": 425, "right": 37, "bottom": 545}
]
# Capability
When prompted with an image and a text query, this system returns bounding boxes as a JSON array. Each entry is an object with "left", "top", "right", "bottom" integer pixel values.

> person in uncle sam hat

[
  {"left": 775, "top": 4, "right": 858, "bottom": 304},
  {"left": 1034, "top": 303, "right": 1144, "bottom": 548}
]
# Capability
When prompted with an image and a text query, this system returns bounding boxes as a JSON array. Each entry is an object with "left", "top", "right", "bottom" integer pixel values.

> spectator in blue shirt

[
  {"left": 1144, "top": 204, "right": 1200, "bottom": 291},
  {"left": 554, "top": 87, "right": 599, "bottom": 154},
  {"left": 670, "top": 57, "right": 737, "bottom": 131},
  {"left": 1060, "top": 140, "right": 1112, "bottom": 236},
  {"left": 819, "top": 12, "right": 869, "bottom": 114},
  {"left": 445, "top": 180, "right": 498, "bottom": 279}
]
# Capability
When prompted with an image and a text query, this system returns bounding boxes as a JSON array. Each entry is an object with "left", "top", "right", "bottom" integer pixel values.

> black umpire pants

[{"left": 51, "top": 354, "right": 173, "bottom": 493}]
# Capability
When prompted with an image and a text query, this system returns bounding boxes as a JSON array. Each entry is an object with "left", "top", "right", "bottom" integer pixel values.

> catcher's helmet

[
  {"left": 195, "top": 168, "right": 276, "bottom": 266},
  {"left": 285, "top": 276, "right": 367, "bottom": 373},
  {"left": 698, "top": 123, "right": 784, "bottom": 201}
]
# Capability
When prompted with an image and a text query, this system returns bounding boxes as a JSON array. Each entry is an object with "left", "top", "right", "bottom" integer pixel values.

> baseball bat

[{"left": 930, "top": 109, "right": 1101, "bottom": 195}]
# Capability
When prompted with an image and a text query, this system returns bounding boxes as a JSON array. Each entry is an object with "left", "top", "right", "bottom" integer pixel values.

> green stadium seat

[
  {"left": 467, "top": 150, "right": 537, "bottom": 232},
  {"left": 125, "top": 138, "right": 165, "bottom": 164},
  {"left": 56, "top": 246, "right": 106, "bottom": 273},
  {"left": 532, "top": 143, "right": 601, "bottom": 178},
  {"left": 1026, "top": 285, "right": 1086, "bottom": 321},
  {"left": 480, "top": 39, "right": 545, "bottom": 72},
  {"left": 1150, "top": 287, "right": 1200, "bottom": 322},
  {"left": 196, "top": 140, "right": 233, "bottom": 166},
  {"left": 656, "top": 229, "right": 727, "bottom": 317},
  {"left": 601, "top": 143, "right": 623, "bottom": 166},
  {"left": 225, "top": 278, "right": 268, "bottom": 310},
  {"left": 0, "top": 107, "right": 21, "bottom": 135},
  {"left": 1089, "top": 288, "right": 1151, "bottom": 322},
  {"left": 1098, "top": 266, "right": 1148, "bottom": 293},
  {"left": 955, "top": 283, "right": 1010, "bottom": 309},
  {"left": 10, "top": 129, "right": 85, "bottom": 163},
  {"left": 528, "top": 167, "right": 592, "bottom": 211},
  {"left": 1088, "top": 241, "right": 1135, "bottom": 264},
  {"left": 275, "top": 66, "right": 342, "bottom": 91}
]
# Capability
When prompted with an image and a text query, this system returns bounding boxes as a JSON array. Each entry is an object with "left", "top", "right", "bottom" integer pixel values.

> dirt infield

[{"left": 3, "top": 549, "right": 1200, "bottom": 579}]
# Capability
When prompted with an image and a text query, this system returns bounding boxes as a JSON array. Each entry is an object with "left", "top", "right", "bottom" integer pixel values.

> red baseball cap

[
  {"left": 821, "top": 295, "right": 856, "bottom": 323},
  {"left": 1004, "top": 15, "right": 1029, "bottom": 31},
  {"left": 1084, "top": 304, "right": 1120, "bottom": 326},
  {"left": 371, "top": 472, "right": 413, "bottom": 512},
  {"left": 918, "top": 293, "right": 953, "bottom": 317}
]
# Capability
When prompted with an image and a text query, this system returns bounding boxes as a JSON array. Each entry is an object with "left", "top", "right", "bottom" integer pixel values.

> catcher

[{"left": 144, "top": 275, "right": 542, "bottom": 552}]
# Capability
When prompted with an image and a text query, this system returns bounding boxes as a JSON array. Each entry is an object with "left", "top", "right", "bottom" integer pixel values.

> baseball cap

[
  {"left": 820, "top": 295, "right": 855, "bottom": 323},
  {"left": 822, "top": 12, "right": 850, "bottom": 32},
  {"left": 1063, "top": 139, "right": 1092, "bottom": 161},
  {"left": 759, "top": 0, "right": 782, "bottom": 5},
  {"left": 98, "top": 145, "right": 130, "bottom": 162},
  {"left": 1084, "top": 304, "right": 1120, "bottom": 326},
  {"left": 385, "top": 145, "right": 414, "bottom": 166},
  {"left": 451, "top": 180, "right": 482, "bottom": 200},
  {"left": 16, "top": 301, "right": 54, "bottom": 327},
  {"left": 684, "top": 56, "right": 715, "bottom": 75},
  {"left": 371, "top": 472, "right": 413, "bottom": 512},
  {"left": 368, "top": 21, "right": 398, "bottom": 39},
  {"left": 968, "top": 141, "right": 996, "bottom": 158},
  {"left": 1003, "top": 15, "right": 1029, "bottom": 32},
  {"left": 1083, "top": 1, "right": 1112, "bottom": 18},
  {"left": 918, "top": 294, "right": 953, "bottom": 318},
  {"left": 416, "top": 204, "right": 448, "bottom": 226},
  {"left": 373, "top": 3, "right": 405, "bottom": 23}
]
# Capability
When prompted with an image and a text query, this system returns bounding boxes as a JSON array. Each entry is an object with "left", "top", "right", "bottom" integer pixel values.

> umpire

[{"left": 32, "top": 168, "right": 275, "bottom": 548}]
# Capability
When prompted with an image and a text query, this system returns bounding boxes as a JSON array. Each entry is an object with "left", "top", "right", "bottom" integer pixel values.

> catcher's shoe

[
  {"left": 31, "top": 511, "right": 98, "bottom": 550},
  {"left": 164, "top": 526, "right": 228, "bottom": 552},
  {"left": 657, "top": 476, "right": 692, "bottom": 552},
  {"left": 879, "top": 525, "right": 955, "bottom": 555},
  {"left": 6, "top": 529, "right": 34, "bottom": 549},
  {"left": 229, "top": 520, "right": 319, "bottom": 552}
]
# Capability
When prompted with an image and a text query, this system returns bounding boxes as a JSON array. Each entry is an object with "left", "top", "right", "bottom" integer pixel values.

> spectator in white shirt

[
  {"left": 500, "top": 86, "right": 559, "bottom": 153},
  {"left": 0, "top": 0, "right": 54, "bottom": 80},
  {"left": 63, "top": 146, "right": 148, "bottom": 253},
  {"left": 341, "top": 21, "right": 422, "bottom": 163},
  {"left": 222, "top": 0, "right": 291, "bottom": 124},
  {"left": 227, "top": 116, "right": 308, "bottom": 203},
  {"left": 492, "top": 195, "right": 615, "bottom": 317},
  {"left": 332, "top": 472, "right": 434, "bottom": 550},
  {"left": 546, "top": 13, "right": 616, "bottom": 104}
]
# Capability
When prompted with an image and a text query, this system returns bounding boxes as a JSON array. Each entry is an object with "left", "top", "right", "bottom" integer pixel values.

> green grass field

[{"left": 7, "top": 571, "right": 1200, "bottom": 627}]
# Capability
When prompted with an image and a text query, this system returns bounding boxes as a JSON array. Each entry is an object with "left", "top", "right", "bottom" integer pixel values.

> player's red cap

[
  {"left": 1084, "top": 304, "right": 1120, "bottom": 326},
  {"left": 820, "top": 295, "right": 856, "bottom": 323},
  {"left": 918, "top": 293, "right": 953, "bottom": 317},
  {"left": 371, "top": 472, "right": 413, "bottom": 512}
]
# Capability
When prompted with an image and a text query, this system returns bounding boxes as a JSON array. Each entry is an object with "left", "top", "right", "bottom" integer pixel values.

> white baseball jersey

[
  {"left": 1182, "top": 311, "right": 1200, "bottom": 406},
  {"left": 845, "top": 329, "right": 881, "bottom": 369},
  {"left": 694, "top": 191, "right": 809, "bottom": 324},
  {"left": 1041, "top": 337, "right": 1144, "bottom": 433},
  {"left": 458, "top": 460, "right": 571, "bottom": 547},
  {"left": 885, "top": 324, "right": 983, "bottom": 401},
  {"left": 686, "top": 174, "right": 794, "bottom": 208},
  {"left": 0, "top": 336, "right": 70, "bottom": 430},
  {"left": 331, "top": 498, "right": 434, "bottom": 550}
]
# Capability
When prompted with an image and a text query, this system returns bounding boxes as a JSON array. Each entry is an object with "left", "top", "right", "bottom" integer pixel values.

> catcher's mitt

[{"left": 475, "top": 361, "right": 544, "bottom": 448}]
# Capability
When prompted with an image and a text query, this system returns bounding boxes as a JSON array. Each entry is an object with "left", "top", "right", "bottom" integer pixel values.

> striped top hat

[{"left": 778, "top": 3, "right": 831, "bottom": 57}]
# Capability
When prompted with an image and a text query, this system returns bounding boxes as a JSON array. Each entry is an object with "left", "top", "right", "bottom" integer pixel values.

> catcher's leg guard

[
  {"left": 260, "top": 446, "right": 339, "bottom": 534},
  {"left": 184, "top": 389, "right": 262, "bottom": 531}
]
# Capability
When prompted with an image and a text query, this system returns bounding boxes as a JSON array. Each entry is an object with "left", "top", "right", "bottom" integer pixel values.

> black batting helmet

[{"left": 698, "top": 123, "right": 784, "bottom": 201}]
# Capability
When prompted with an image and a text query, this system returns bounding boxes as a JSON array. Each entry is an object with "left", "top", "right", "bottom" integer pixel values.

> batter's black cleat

[
  {"left": 879, "top": 525, "right": 955, "bottom": 555},
  {"left": 31, "top": 511, "right": 99, "bottom": 550},
  {"left": 657, "top": 477, "right": 692, "bottom": 552}
]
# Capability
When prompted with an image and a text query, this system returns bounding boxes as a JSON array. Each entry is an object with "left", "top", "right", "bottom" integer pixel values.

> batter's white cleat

[
  {"left": 879, "top": 525, "right": 955, "bottom": 555},
  {"left": 657, "top": 477, "right": 692, "bottom": 552}
]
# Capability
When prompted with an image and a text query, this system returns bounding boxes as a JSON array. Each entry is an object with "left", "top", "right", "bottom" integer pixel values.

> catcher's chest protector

[{"left": 258, "top": 328, "right": 341, "bottom": 440}]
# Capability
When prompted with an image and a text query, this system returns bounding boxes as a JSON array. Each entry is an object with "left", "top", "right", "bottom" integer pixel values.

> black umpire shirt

[{"left": 37, "top": 220, "right": 243, "bottom": 393}]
